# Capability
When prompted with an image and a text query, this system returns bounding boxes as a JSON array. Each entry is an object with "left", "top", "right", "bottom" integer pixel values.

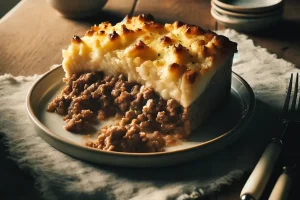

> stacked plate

[{"left": 211, "top": 0, "right": 284, "bottom": 32}]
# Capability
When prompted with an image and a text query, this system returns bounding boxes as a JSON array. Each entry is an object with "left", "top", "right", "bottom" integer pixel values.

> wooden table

[{"left": 0, "top": 0, "right": 299, "bottom": 199}]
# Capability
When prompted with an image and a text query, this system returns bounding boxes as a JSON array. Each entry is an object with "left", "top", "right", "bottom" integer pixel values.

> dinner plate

[
  {"left": 212, "top": 0, "right": 284, "bottom": 13},
  {"left": 26, "top": 65, "right": 255, "bottom": 168},
  {"left": 211, "top": 8, "right": 282, "bottom": 32},
  {"left": 211, "top": 1, "right": 283, "bottom": 18}
]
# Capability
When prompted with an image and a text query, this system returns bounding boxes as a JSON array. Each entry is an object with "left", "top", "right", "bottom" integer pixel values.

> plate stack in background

[{"left": 211, "top": 0, "right": 285, "bottom": 32}]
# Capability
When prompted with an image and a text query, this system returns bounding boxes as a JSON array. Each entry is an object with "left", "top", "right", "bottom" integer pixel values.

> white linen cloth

[{"left": 0, "top": 29, "right": 298, "bottom": 200}]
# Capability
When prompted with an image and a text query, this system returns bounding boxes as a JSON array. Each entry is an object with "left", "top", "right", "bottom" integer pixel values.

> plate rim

[
  {"left": 211, "top": 1, "right": 283, "bottom": 18},
  {"left": 212, "top": 0, "right": 283, "bottom": 13},
  {"left": 26, "top": 65, "right": 255, "bottom": 158},
  {"left": 210, "top": 8, "right": 282, "bottom": 24}
]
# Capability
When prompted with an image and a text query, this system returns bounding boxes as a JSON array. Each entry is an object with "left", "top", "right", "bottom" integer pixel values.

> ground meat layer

[{"left": 47, "top": 72, "right": 188, "bottom": 153}]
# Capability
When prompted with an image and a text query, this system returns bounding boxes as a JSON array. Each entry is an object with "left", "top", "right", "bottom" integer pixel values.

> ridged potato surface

[{"left": 62, "top": 14, "right": 237, "bottom": 107}]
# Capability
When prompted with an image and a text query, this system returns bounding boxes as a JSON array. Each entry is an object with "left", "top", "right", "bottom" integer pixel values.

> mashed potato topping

[{"left": 62, "top": 14, "right": 237, "bottom": 107}]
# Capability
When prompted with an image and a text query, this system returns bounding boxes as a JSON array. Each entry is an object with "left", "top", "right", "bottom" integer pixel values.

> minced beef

[{"left": 47, "top": 72, "right": 188, "bottom": 153}]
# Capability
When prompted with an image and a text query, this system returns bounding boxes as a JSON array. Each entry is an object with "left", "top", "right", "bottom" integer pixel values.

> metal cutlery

[{"left": 240, "top": 73, "right": 300, "bottom": 200}]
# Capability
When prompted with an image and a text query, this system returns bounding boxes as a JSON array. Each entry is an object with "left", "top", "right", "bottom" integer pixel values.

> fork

[{"left": 240, "top": 73, "right": 299, "bottom": 200}]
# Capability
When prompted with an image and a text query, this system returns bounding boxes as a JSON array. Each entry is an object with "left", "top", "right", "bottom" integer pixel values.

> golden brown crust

[
  {"left": 82, "top": 14, "right": 237, "bottom": 57},
  {"left": 184, "top": 69, "right": 199, "bottom": 84},
  {"left": 62, "top": 14, "right": 237, "bottom": 107},
  {"left": 168, "top": 63, "right": 186, "bottom": 78},
  {"left": 71, "top": 35, "right": 82, "bottom": 44},
  {"left": 160, "top": 36, "right": 172, "bottom": 46}
]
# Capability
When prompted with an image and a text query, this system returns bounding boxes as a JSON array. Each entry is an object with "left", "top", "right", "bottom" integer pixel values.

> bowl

[{"left": 46, "top": 0, "right": 108, "bottom": 19}]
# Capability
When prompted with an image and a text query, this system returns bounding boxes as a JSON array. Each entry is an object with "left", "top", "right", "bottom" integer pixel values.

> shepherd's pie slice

[{"left": 48, "top": 14, "right": 237, "bottom": 152}]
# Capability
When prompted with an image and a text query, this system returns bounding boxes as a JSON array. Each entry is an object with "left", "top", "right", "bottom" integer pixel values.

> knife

[
  {"left": 269, "top": 123, "right": 298, "bottom": 200},
  {"left": 240, "top": 137, "right": 283, "bottom": 200},
  {"left": 268, "top": 165, "right": 295, "bottom": 200}
]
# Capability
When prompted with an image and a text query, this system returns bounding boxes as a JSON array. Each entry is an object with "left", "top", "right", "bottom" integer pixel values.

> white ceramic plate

[
  {"left": 211, "top": 1, "right": 283, "bottom": 18},
  {"left": 212, "top": 0, "right": 284, "bottom": 13},
  {"left": 26, "top": 65, "right": 255, "bottom": 167},
  {"left": 211, "top": 8, "right": 282, "bottom": 32}
]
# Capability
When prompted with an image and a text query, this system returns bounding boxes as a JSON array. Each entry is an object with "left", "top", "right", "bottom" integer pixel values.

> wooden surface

[
  {"left": 0, "top": 0, "right": 134, "bottom": 76},
  {"left": 0, "top": 0, "right": 299, "bottom": 199}
]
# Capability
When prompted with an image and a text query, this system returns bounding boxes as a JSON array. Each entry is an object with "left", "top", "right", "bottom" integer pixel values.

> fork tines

[{"left": 282, "top": 73, "right": 300, "bottom": 121}]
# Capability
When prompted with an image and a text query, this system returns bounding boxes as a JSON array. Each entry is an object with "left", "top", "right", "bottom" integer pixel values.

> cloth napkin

[{"left": 0, "top": 29, "right": 298, "bottom": 200}]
